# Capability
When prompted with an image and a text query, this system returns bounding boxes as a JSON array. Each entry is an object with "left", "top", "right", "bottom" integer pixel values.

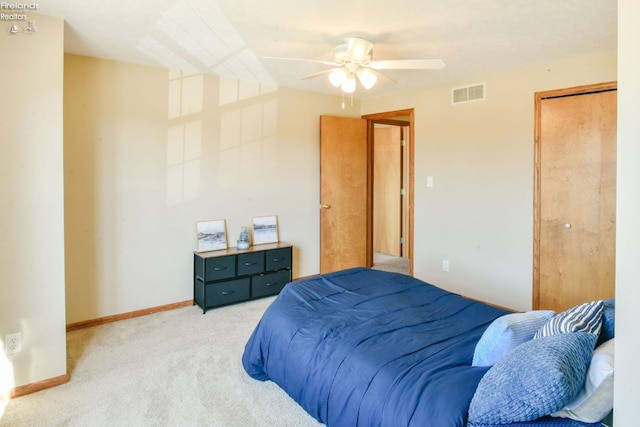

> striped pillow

[
  {"left": 534, "top": 300, "right": 604, "bottom": 339},
  {"left": 596, "top": 298, "right": 615, "bottom": 346}
]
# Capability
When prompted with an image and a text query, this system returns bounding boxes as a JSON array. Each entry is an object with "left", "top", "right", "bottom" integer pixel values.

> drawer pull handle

[
  {"left": 213, "top": 266, "right": 228, "bottom": 271},
  {"left": 272, "top": 258, "right": 284, "bottom": 262},
  {"left": 266, "top": 282, "right": 278, "bottom": 287},
  {"left": 221, "top": 290, "right": 235, "bottom": 295},
  {"left": 244, "top": 261, "right": 257, "bottom": 266}
]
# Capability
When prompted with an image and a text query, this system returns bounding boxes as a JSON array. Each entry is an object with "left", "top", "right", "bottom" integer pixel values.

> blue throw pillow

[
  {"left": 596, "top": 299, "right": 615, "bottom": 346},
  {"left": 534, "top": 300, "right": 604, "bottom": 339},
  {"left": 472, "top": 310, "right": 555, "bottom": 367},
  {"left": 468, "top": 332, "right": 597, "bottom": 424}
]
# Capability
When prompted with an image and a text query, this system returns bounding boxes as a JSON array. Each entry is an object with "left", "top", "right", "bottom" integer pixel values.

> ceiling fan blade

[
  {"left": 371, "top": 69, "right": 396, "bottom": 84},
  {"left": 263, "top": 56, "right": 340, "bottom": 67},
  {"left": 299, "top": 69, "right": 336, "bottom": 80},
  {"left": 369, "top": 59, "right": 446, "bottom": 70}
]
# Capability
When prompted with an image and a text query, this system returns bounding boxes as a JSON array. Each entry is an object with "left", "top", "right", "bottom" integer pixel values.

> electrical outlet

[
  {"left": 5, "top": 332, "right": 22, "bottom": 355},
  {"left": 442, "top": 260, "right": 450, "bottom": 272}
]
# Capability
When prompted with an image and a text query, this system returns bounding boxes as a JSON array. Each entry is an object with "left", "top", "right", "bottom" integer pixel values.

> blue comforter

[{"left": 242, "top": 268, "right": 508, "bottom": 427}]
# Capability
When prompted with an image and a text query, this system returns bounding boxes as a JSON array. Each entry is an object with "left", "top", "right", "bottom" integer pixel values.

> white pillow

[{"left": 552, "top": 338, "right": 614, "bottom": 423}]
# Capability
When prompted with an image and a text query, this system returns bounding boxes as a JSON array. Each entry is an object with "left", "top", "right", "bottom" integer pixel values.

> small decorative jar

[{"left": 237, "top": 226, "right": 250, "bottom": 250}]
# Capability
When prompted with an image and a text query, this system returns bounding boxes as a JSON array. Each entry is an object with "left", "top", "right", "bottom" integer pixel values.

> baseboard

[
  {"left": 6, "top": 301, "right": 194, "bottom": 400},
  {"left": 65, "top": 277, "right": 311, "bottom": 332},
  {"left": 66, "top": 300, "right": 193, "bottom": 331},
  {"left": 12, "top": 289, "right": 299, "bottom": 398},
  {"left": 4, "top": 374, "right": 69, "bottom": 399}
]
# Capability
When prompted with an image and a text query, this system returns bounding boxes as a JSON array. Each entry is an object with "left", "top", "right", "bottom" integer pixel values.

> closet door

[{"left": 534, "top": 83, "right": 617, "bottom": 313}]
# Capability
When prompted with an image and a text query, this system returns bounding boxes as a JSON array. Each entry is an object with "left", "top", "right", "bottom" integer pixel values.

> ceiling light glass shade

[
  {"left": 328, "top": 68, "right": 346, "bottom": 87},
  {"left": 341, "top": 76, "right": 356, "bottom": 93},
  {"left": 356, "top": 68, "right": 377, "bottom": 90}
]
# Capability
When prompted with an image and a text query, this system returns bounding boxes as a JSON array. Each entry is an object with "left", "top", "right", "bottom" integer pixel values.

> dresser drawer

[
  {"left": 237, "top": 252, "right": 264, "bottom": 276},
  {"left": 252, "top": 270, "right": 291, "bottom": 298},
  {"left": 205, "top": 278, "right": 250, "bottom": 308},
  {"left": 204, "top": 256, "right": 236, "bottom": 281},
  {"left": 266, "top": 247, "right": 292, "bottom": 271}
]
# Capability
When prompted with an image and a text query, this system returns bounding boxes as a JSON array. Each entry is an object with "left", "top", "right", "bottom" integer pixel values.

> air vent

[{"left": 451, "top": 83, "right": 486, "bottom": 104}]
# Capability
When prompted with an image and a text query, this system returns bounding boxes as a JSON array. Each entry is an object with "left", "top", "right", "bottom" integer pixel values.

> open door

[
  {"left": 320, "top": 109, "right": 414, "bottom": 275},
  {"left": 319, "top": 115, "right": 369, "bottom": 274}
]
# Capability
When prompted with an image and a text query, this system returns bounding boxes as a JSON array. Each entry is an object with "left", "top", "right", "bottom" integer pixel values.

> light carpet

[
  {"left": 0, "top": 298, "right": 322, "bottom": 427},
  {"left": 372, "top": 252, "right": 409, "bottom": 275}
]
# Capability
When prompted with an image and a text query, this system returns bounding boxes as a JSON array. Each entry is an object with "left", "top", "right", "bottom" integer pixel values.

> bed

[{"left": 242, "top": 267, "right": 614, "bottom": 427}]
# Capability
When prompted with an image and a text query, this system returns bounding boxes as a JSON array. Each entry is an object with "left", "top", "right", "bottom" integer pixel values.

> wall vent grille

[{"left": 452, "top": 83, "right": 486, "bottom": 104}]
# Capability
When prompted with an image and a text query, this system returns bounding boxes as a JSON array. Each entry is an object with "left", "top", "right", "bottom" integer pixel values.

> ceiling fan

[{"left": 265, "top": 37, "right": 445, "bottom": 94}]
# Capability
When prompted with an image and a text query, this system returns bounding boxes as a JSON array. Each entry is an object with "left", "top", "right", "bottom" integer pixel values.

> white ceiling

[{"left": 36, "top": 0, "right": 617, "bottom": 99}]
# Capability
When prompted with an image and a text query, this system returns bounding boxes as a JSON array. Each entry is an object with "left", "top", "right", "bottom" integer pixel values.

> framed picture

[
  {"left": 196, "top": 219, "right": 228, "bottom": 252},
  {"left": 252, "top": 215, "right": 279, "bottom": 245}
]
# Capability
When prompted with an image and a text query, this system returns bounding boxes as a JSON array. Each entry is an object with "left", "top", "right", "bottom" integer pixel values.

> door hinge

[
  {"left": 401, "top": 139, "right": 405, "bottom": 147},
  {"left": 400, "top": 237, "right": 405, "bottom": 244},
  {"left": 400, "top": 188, "right": 405, "bottom": 196}
]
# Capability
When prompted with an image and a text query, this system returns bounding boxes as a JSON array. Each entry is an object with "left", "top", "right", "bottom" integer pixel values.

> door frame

[
  {"left": 362, "top": 108, "right": 415, "bottom": 276},
  {"left": 532, "top": 81, "right": 617, "bottom": 309}
]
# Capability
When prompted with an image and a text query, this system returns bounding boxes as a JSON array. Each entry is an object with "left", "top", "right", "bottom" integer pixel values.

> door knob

[
  {"left": 320, "top": 204, "right": 331, "bottom": 209},
  {"left": 565, "top": 223, "right": 571, "bottom": 229}
]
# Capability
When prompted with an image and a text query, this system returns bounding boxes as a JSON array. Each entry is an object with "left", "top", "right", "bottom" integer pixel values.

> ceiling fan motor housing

[{"left": 334, "top": 37, "right": 374, "bottom": 65}]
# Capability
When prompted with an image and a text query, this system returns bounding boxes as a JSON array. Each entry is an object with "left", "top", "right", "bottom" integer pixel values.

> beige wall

[
  {"left": 0, "top": 14, "right": 67, "bottom": 391},
  {"left": 63, "top": 55, "right": 355, "bottom": 323},
  {"left": 614, "top": 0, "right": 640, "bottom": 424},
  {"left": 362, "top": 50, "right": 617, "bottom": 311}
]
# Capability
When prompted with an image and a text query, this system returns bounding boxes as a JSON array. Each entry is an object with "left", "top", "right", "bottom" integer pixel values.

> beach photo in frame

[
  {"left": 252, "top": 215, "right": 279, "bottom": 245},
  {"left": 196, "top": 219, "right": 228, "bottom": 252}
]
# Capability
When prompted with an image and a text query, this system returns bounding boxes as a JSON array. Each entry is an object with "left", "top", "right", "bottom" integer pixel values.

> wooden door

[
  {"left": 320, "top": 115, "right": 369, "bottom": 274},
  {"left": 534, "top": 82, "right": 617, "bottom": 313},
  {"left": 401, "top": 126, "right": 410, "bottom": 258},
  {"left": 373, "top": 126, "right": 402, "bottom": 256}
]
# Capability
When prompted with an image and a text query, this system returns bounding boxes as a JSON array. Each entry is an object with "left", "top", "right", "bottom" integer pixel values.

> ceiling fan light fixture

[
  {"left": 267, "top": 37, "right": 445, "bottom": 101},
  {"left": 341, "top": 76, "right": 356, "bottom": 94},
  {"left": 356, "top": 68, "right": 377, "bottom": 90},
  {"left": 328, "top": 68, "right": 346, "bottom": 87}
]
